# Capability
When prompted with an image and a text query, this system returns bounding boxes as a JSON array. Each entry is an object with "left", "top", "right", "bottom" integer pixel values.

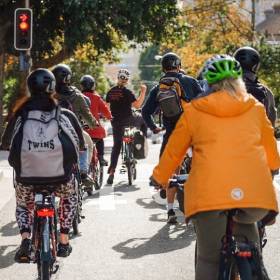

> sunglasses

[{"left": 119, "top": 75, "right": 128, "bottom": 81}]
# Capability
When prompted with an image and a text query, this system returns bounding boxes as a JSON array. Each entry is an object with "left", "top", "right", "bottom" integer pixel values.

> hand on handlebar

[
  {"left": 152, "top": 127, "right": 164, "bottom": 134},
  {"left": 149, "top": 176, "right": 162, "bottom": 190}
]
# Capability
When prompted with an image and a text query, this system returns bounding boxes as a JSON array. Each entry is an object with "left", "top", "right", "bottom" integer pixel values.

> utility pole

[{"left": 251, "top": 0, "right": 256, "bottom": 42}]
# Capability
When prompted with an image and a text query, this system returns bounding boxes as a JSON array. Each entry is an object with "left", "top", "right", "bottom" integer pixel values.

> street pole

[{"left": 251, "top": 0, "right": 256, "bottom": 43}]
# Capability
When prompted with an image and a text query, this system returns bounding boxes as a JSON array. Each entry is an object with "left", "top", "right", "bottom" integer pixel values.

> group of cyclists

[{"left": 0, "top": 45, "right": 279, "bottom": 279}]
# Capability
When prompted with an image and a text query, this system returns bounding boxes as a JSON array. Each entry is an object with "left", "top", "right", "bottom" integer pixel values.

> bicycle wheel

[
  {"left": 127, "top": 159, "right": 133, "bottom": 186},
  {"left": 39, "top": 220, "right": 51, "bottom": 280},
  {"left": 72, "top": 212, "right": 79, "bottom": 235}
]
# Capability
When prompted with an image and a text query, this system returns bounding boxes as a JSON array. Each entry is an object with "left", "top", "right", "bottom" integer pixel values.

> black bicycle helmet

[
  {"left": 233, "top": 46, "right": 260, "bottom": 73},
  {"left": 52, "top": 64, "right": 72, "bottom": 85},
  {"left": 27, "top": 68, "right": 56, "bottom": 95},
  {"left": 161, "top": 52, "right": 181, "bottom": 71},
  {"left": 80, "top": 75, "right": 96, "bottom": 91}
]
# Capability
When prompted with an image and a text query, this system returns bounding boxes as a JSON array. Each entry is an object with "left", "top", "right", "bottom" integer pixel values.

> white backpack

[{"left": 9, "top": 107, "right": 79, "bottom": 185}]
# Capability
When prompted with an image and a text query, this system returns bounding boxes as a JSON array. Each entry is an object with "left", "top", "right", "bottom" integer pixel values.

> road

[{"left": 0, "top": 137, "right": 280, "bottom": 279}]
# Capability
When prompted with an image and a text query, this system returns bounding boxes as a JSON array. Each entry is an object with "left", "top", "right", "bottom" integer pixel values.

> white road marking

[{"left": 86, "top": 186, "right": 127, "bottom": 210}]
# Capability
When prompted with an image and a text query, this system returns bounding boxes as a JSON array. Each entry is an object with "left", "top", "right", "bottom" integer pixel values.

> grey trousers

[{"left": 192, "top": 208, "right": 268, "bottom": 280}]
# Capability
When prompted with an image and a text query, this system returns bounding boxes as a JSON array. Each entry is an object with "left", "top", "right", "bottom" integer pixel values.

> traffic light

[{"left": 14, "top": 8, "right": 33, "bottom": 50}]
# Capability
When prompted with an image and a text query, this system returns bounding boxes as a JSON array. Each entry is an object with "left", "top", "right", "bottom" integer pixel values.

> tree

[
  {"left": 169, "top": 0, "right": 252, "bottom": 76},
  {"left": 139, "top": 45, "right": 162, "bottom": 92}
]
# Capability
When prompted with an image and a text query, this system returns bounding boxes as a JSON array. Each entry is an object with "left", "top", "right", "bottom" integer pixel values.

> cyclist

[
  {"left": 234, "top": 46, "right": 277, "bottom": 127},
  {"left": 105, "top": 69, "right": 147, "bottom": 185},
  {"left": 80, "top": 74, "right": 112, "bottom": 166},
  {"left": 52, "top": 64, "right": 97, "bottom": 187},
  {"left": 0, "top": 69, "right": 85, "bottom": 260},
  {"left": 151, "top": 55, "right": 279, "bottom": 279},
  {"left": 142, "top": 52, "right": 202, "bottom": 223}
]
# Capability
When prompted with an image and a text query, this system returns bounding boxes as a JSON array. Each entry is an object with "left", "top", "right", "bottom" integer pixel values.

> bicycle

[
  {"left": 31, "top": 186, "right": 59, "bottom": 280},
  {"left": 121, "top": 126, "right": 137, "bottom": 186},
  {"left": 218, "top": 210, "right": 269, "bottom": 280},
  {"left": 87, "top": 141, "right": 104, "bottom": 195}
]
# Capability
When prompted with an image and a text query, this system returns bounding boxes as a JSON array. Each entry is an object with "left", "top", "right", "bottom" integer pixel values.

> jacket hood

[{"left": 192, "top": 90, "right": 256, "bottom": 117}]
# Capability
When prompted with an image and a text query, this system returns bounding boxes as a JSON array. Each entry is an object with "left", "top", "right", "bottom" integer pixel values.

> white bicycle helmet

[{"left": 118, "top": 69, "right": 130, "bottom": 80}]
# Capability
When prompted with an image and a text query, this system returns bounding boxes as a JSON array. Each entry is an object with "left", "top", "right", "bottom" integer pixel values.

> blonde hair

[{"left": 210, "top": 77, "right": 248, "bottom": 100}]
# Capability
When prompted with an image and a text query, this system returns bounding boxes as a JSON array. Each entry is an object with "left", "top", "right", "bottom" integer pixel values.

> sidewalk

[{"left": 0, "top": 151, "right": 14, "bottom": 211}]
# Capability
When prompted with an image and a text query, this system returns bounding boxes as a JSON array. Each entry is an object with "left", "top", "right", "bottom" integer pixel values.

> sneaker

[
  {"left": 167, "top": 209, "right": 177, "bottom": 224},
  {"left": 107, "top": 174, "right": 114, "bottom": 185},
  {"left": 57, "top": 243, "right": 72, "bottom": 258},
  {"left": 14, "top": 238, "right": 31, "bottom": 263},
  {"left": 100, "top": 158, "right": 108, "bottom": 166}
]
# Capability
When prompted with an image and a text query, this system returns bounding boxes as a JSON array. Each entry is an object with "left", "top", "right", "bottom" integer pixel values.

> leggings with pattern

[{"left": 15, "top": 179, "right": 77, "bottom": 235}]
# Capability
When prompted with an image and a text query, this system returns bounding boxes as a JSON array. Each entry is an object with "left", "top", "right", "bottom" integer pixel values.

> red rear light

[
  {"left": 123, "top": 137, "right": 133, "bottom": 143},
  {"left": 37, "top": 208, "right": 54, "bottom": 217}
]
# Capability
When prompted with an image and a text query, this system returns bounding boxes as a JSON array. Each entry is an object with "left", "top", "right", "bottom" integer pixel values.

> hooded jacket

[{"left": 152, "top": 90, "right": 280, "bottom": 218}]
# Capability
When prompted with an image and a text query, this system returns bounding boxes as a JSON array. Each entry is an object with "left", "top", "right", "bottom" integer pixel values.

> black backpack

[{"left": 156, "top": 77, "right": 184, "bottom": 119}]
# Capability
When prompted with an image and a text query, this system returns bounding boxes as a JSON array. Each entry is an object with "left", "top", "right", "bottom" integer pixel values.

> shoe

[
  {"left": 107, "top": 174, "right": 114, "bottom": 185},
  {"left": 14, "top": 238, "right": 31, "bottom": 263},
  {"left": 81, "top": 173, "right": 95, "bottom": 187},
  {"left": 57, "top": 243, "right": 72, "bottom": 257},
  {"left": 167, "top": 209, "right": 177, "bottom": 224},
  {"left": 100, "top": 158, "right": 108, "bottom": 166}
]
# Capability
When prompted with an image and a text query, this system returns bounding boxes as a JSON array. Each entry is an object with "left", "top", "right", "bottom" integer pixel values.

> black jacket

[{"left": 243, "top": 71, "right": 277, "bottom": 127}]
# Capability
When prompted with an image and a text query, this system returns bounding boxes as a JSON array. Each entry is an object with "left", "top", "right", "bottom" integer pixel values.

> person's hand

[
  {"left": 149, "top": 176, "right": 161, "bottom": 189},
  {"left": 140, "top": 84, "right": 147, "bottom": 93},
  {"left": 152, "top": 127, "right": 162, "bottom": 134}
]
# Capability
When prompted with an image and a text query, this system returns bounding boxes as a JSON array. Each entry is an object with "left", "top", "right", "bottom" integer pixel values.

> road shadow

[
  {"left": 135, "top": 198, "right": 166, "bottom": 210},
  {"left": 0, "top": 221, "right": 19, "bottom": 237},
  {"left": 0, "top": 244, "right": 18, "bottom": 269},
  {"left": 112, "top": 223, "right": 196, "bottom": 259},
  {"left": 113, "top": 181, "right": 140, "bottom": 193}
]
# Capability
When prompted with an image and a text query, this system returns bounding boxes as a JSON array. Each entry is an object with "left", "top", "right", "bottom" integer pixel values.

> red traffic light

[{"left": 14, "top": 8, "right": 33, "bottom": 50}]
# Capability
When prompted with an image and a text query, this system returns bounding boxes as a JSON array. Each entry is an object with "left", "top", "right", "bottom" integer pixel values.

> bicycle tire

[
  {"left": 72, "top": 211, "right": 79, "bottom": 235},
  {"left": 127, "top": 160, "right": 133, "bottom": 186},
  {"left": 39, "top": 220, "right": 51, "bottom": 280},
  {"left": 41, "top": 261, "right": 51, "bottom": 280},
  {"left": 236, "top": 257, "right": 253, "bottom": 280}
]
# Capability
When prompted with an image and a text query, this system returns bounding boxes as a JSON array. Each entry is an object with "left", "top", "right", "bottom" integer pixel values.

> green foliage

[
  {"left": 139, "top": 45, "right": 162, "bottom": 92},
  {"left": 257, "top": 42, "right": 280, "bottom": 110},
  {"left": 1, "top": 0, "right": 181, "bottom": 66},
  {"left": 68, "top": 60, "right": 110, "bottom": 96}
]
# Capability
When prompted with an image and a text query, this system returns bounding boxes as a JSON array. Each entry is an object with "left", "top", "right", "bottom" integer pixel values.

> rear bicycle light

[
  {"left": 123, "top": 137, "right": 133, "bottom": 143},
  {"left": 37, "top": 208, "right": 54, "bottom": 217}
]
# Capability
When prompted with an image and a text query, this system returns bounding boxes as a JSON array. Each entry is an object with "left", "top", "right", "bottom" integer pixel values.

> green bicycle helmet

[{"left": 202, "top": 55, "right": 242, "bottom": 84}]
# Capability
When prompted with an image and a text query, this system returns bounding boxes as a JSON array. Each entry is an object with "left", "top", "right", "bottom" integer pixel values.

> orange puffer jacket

[{"left": 152, "top": 90, "right": 280, "bottom": 218}]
